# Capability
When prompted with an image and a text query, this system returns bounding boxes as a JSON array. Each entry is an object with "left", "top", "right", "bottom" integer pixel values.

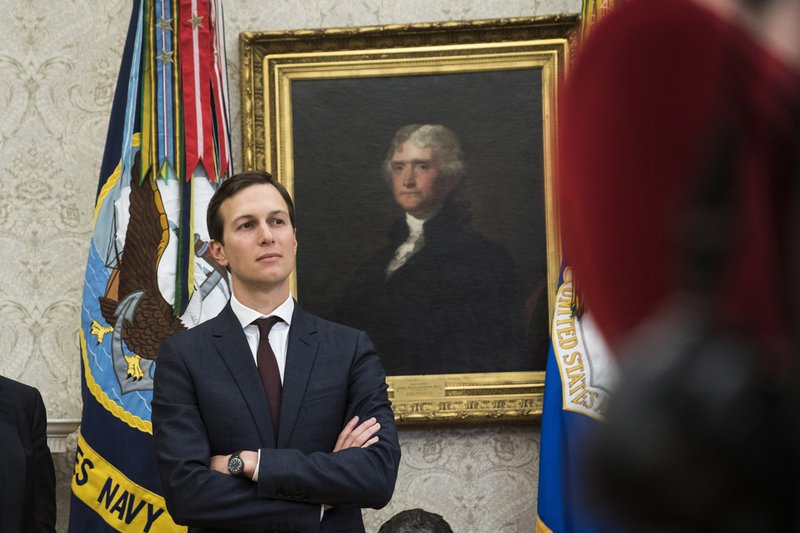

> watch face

[{"left": 229, "top": 456, "right": 244, "bottom": 476}]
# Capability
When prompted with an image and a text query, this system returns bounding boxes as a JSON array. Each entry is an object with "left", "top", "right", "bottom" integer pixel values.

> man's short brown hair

[{"left": 206, "top": 171, "right": 296, "bottom": 243}]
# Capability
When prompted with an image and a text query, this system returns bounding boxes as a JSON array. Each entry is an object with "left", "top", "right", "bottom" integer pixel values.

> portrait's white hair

[{"left": 382, "top": 124, "right": 466, "bottom": 182}]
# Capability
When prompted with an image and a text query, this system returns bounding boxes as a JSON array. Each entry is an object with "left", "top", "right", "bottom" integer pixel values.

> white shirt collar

[
  {"left": 405, "top": 212, "right": 427, "bottom": 236},
  {"left": 229, "top": 293, "right": 294, "bottom": 329}
]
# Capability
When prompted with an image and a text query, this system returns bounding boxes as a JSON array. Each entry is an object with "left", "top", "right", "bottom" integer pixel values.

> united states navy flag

[{"left": 71, "top": 0, "right": 231, "bottom": 530}]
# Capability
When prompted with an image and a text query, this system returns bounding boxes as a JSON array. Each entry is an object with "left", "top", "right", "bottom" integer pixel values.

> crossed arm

[{"left": 208, "top": 415, "right": 381, "bottom": 480}]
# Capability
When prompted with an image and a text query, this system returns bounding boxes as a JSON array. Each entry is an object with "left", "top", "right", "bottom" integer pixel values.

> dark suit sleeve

[
  {"left": 24, "top": 386, "right": 56, "bottom": 533},
  {"left": 256, "top": 331, "right": 400, "bottom": 508},
  {"left": 152, "top": 340, "right": 321, "bottom": 532}
]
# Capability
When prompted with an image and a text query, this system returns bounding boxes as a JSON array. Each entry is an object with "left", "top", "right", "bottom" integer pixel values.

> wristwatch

[{"left": 227, "top": 451, "right": 248, "bottom": 479}]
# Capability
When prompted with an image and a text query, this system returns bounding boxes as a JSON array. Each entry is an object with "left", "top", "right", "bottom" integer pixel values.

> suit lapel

[
  {"left": 211, "top": 304, "right": 276, "bottom": 447},
  {"left": 278, "top": 304, "right": 320, "bottom": 448}
]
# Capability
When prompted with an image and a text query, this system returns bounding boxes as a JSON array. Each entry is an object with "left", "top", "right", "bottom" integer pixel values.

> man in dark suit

[
  {"left": 0, "top": 375, "right": 56, "bottom": 533},
  {"left": 336, "top": 124, "right": 547, "bottom": 376},
  {"left": 152, "top": 171, "right": 400, "bottom": 532}
]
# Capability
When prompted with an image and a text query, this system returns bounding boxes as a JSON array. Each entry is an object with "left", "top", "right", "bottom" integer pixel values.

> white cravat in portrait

[{"left": 386, "top": 213, "right": 427, "bottom": 278}]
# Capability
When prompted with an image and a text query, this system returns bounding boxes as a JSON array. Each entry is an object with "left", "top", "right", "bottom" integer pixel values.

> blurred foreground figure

[{"left": 558, "top": 0, "right": 800, "bottom": 530}]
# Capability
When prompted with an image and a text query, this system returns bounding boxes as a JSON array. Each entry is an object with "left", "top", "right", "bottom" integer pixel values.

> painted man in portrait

[{"left": 336, "top": 124, "right": 540, "bottom": 376}]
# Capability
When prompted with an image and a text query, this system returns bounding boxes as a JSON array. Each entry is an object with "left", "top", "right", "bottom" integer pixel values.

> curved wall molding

[{"left": 47, "top": 419, "right": 81, "bottom": 454}]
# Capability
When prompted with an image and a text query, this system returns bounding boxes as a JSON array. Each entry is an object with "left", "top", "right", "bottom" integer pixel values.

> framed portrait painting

[{"left": 240, "top": 15, "right": 576, "bottom": 423}]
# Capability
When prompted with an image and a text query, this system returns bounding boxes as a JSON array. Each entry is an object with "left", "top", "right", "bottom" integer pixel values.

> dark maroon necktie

[{"left": 254, "top": 316, "right": 283, "bottom": 432}]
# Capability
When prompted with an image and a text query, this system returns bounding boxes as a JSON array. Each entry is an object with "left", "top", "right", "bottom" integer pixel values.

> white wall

[{"left": 0, "top": 0, "right": 580, "bottom": 530}]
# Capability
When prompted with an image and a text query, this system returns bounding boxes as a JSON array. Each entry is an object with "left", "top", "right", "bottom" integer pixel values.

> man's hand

[
  {"left": 209, "top": 454, "right": 229, "bottom": 474},
  {"left": 324, "top": 416, "right": 381, "bottom": 510},
  {"left": 333, "top": 416, "right": 380, "bottom": 452},
  {"left": 209, "top": 451, "right": 258, "bottom": 478}
]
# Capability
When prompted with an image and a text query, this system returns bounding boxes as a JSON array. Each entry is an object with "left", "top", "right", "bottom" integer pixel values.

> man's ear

[{"left": 208, "top": 240, "right": 229, "bottom": 268}]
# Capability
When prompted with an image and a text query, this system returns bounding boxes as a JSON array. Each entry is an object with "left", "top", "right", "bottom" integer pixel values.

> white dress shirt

[{"left": 229, "top": 293, "right": 294, "bottom": 383}]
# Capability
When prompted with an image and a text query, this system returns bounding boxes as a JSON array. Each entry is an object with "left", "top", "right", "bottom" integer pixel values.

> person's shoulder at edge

[{"left": 0, "top": 374, "right": 40, "bottom": 400}]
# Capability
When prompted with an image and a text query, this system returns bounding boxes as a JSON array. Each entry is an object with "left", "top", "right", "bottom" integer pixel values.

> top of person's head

[
  {"left": 206, "top": 170, "right": 296, "bottom": 243},
  {"left": 377, "top": 508, "right": 454, "bottom": 533},
  {"left": 382, "top": 124, "right": 466, "bottom": 182}
]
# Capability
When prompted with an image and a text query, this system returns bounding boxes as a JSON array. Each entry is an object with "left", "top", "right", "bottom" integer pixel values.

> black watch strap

[{"left": 227, "top": 450, "right": 249, "bottom": 480}]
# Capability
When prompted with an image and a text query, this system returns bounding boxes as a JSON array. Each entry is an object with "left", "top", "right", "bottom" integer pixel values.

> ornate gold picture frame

[{"left": 240, "top": 15, "right": 576, "bottom": 423}]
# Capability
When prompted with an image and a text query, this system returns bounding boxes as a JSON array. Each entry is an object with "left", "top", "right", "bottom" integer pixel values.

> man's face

[
  {"left": 208, "top": 183, "right": 297, "bottom": 299},
  {"left": 390, "top": 140, "right": 459, "bottom": 218}
]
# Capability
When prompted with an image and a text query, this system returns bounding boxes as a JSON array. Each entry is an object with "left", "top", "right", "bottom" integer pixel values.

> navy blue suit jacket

[
  {"left": 152, "top": 302, "right": 400, "bottom": 532},
  {"left": 0, "top": 376, "right": 56, "bottom": 533}
]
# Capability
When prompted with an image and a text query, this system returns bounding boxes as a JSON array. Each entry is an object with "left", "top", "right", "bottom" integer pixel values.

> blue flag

[
  {"left": 70, "top": 0, "right": 231, "bottom": 530},
  {"left": 536, "top": 267, "right": 616, "bottom": 533}
]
